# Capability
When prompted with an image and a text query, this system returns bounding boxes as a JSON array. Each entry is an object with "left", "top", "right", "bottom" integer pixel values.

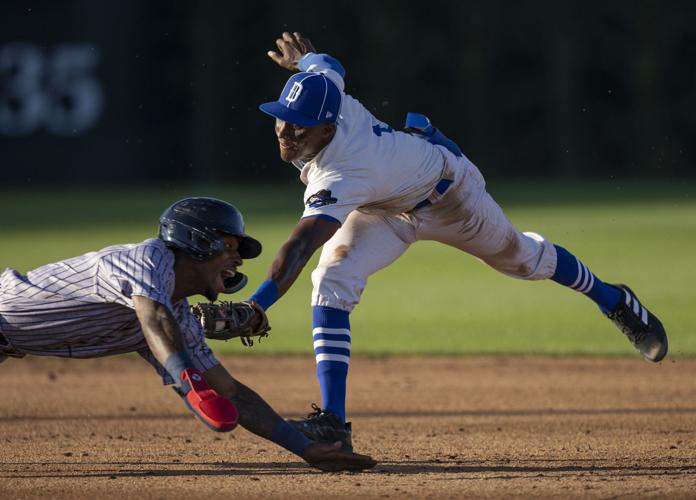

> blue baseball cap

[{"left": 259, "top": 72, "right": 341, "bottom": 127}]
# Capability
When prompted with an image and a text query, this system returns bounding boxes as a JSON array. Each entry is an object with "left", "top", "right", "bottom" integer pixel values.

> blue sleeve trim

[
  {"left": 249, "top": 279, "right": 279, "bottom": 311},
  {"left": 301, "top": 213, "right": 342, "bottom": 225},
  {"left": 299, "top": 52, "right": 346, "bottom": 78}
]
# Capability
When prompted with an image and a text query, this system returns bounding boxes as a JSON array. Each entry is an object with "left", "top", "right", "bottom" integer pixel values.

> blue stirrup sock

[
  {"left": 312, "top": 306, "right": 350, "bottom": 423},
  {"left": 551, "top": 245, "right": 621, "bottom": 314}
]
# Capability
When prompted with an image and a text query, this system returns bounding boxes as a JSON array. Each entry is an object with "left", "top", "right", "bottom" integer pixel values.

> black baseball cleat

[
  {"left": 288, "top": 404, "right": 353, "bottom": 452},
  {"left": 607, "top": 284, "right": 668, "bottom": 363}
]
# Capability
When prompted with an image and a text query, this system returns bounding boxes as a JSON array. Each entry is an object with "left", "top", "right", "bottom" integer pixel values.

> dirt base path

[{"left": 1, "top": 355, "right": 695, "bottom": 498}]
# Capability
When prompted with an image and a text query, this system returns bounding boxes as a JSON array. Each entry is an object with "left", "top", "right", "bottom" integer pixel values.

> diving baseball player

[
  {"left": 248, "top": 32, "right": 668, "bottom": 450},
  {"left": 0, "top": 196, "right": 376, "bottom": 472}
]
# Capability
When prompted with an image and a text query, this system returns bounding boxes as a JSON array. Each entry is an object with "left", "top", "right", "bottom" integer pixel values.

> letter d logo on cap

[{"left": 285, "top": 82, "right": 303, "bottom": 104}]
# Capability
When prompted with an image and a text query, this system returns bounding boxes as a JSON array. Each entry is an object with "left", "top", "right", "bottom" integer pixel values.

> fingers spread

[
  {"left": 267, "top": 50, "right": 282, "bottom": 63},
  {"left": 293, "top": 32, "right": 305, "bottom": 49},
  {"left": 304, "top": 38, "right": 316, "bottom": 53},
  {"left": 293, "top": 32, "right": 316, "bottom": 54},
  {"left": 270, "top": 31, "right": 313, "bottom": 69}
]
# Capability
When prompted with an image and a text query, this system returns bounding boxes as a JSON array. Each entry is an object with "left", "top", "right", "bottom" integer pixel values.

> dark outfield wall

[{"left": 1, "top": 0, "right": 695, "bottom": 186}]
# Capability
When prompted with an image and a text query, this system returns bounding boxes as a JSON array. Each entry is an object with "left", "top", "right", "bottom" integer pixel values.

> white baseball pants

[{"left": 311, "top": 152, "right": 558, "bottom": 312}]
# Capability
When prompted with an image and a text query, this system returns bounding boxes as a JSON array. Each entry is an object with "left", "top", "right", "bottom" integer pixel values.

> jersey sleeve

[
  {"left": 299, "top": 52, "right": 346, "bottom": 92},
  {"left": 138, "top": 300, "right": 220, "bottom": 385},
  {"left": 174, "top": 300, "right": 220, "bottom": 373},
  {"left": 302, "top": 171, "right": 372, "bottom": 224},
  {"left": 101, "top": 241, "right": 175, "bottom": 310}
]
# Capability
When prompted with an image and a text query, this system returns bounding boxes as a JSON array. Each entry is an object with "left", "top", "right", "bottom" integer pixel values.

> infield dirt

[{"left": 1, "top": 355, "right": 695, "bottom": 498}]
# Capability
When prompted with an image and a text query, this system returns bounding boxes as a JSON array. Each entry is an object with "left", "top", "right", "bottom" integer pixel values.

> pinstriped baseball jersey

[{"left": 0, "top": 238, "right": 219, "bottom": 384}]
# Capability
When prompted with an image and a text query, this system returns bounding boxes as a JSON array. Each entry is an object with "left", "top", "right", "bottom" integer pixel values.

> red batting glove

[{"left": 179, "top": 368, "right": 238, "bottom": 432}]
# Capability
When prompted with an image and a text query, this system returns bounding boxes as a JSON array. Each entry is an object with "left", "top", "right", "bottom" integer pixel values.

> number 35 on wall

[{"left": 0, "top": 42, "right": 104, "bottom": 136}]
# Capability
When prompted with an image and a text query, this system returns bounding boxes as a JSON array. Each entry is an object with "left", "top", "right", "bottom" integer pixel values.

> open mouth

[
  {"left": 221, "top": 268, "right": 237, "bottom": 279},
  {"left": 216, "top": 267, "right": 238, "bottom": 292}
]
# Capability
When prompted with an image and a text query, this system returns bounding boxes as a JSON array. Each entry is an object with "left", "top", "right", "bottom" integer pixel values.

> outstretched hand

[
  {"left": 303, "top": 441, "right": 377, "bottom": 472},
  {"left": 268, "top": 31, "right": 316, "bottom": 72}
]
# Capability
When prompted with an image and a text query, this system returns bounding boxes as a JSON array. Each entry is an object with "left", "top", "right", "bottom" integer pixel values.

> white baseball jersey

[
  {"left": 296, "top": 56, "right": 557, "bottom": 312},
  {"left": 0, "top": 238, "right": 219, "bottom": 384},
  {"left": 295, "top": 69, "right": 450, "bottom": 224}
]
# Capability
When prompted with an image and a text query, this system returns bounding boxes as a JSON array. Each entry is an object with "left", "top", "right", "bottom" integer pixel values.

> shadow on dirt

[
  {"left": 3, "top": 459, "right": 696, "bottom": 479},
  {"left": 372, "top": 460, "right": 696, "bottom": 478},
  {"left": 0, "top": 461, "right": 346, "bottom": 478},
  {"left": 2, "top": 407, "right": 696, "bottom": 422}
]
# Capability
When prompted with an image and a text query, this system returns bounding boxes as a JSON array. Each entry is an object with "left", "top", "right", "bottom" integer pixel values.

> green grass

[{"left": 1, "top": 182, "right": 695, "bottom": 356}]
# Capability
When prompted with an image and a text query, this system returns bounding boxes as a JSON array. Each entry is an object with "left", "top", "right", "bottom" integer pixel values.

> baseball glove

[{"left": 191, "top": 301, "right": 271, "bottom": 347}]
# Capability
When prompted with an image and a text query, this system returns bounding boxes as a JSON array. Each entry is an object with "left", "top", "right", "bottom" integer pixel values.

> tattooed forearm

[
  {"left": 133, "top": 296, "right": 184, "bottom": 366},
  {"left": 229, "top": 381, "right": 285, "bottom": 439}
]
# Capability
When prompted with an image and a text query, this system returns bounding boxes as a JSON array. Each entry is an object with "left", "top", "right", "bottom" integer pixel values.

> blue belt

[{"left": 412, "top": 179, "right": 453, "bottom": 210}]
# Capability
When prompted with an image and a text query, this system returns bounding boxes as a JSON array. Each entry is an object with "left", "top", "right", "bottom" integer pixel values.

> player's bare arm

[
  {"left": 249, "top": 217, "right": 339, "bottom": 312},
  {"left": 268, "top": 216, "right": 340, "bottom": 296},
  {"left": 133, "top": 294, "right": 238, "bottom": 432},
  {"left": 267, "top": 31, "right": 315, "bottom": 71},
  {"left": 203, "top": 363, "right": 275, "bottom": 432},
  {"left": 204, "top": 360, "right": 375, "bottom": 471},
  {"left": 133, "top": 295, "right": 184, "bottom": 365}
]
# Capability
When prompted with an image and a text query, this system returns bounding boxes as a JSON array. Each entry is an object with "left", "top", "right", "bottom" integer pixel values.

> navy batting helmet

[{"left": 158, "top": 197, "right": 262, "bottom": 293}]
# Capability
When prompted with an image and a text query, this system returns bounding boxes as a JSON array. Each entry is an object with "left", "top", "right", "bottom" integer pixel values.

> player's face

[
  {"left": 200, "top": 235, "right": 242, "bottom": 302},
  {"left": 275, "top": 119, "right": 336, "bottom": 163}
]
